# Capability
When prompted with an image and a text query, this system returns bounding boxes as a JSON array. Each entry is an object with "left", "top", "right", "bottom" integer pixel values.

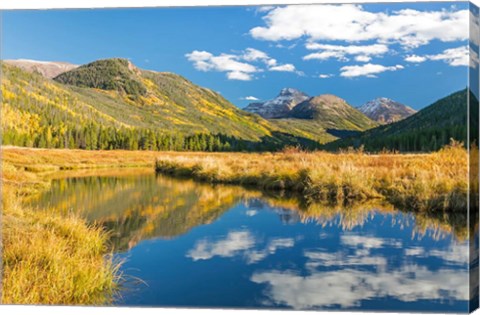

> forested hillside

[
  {"left": 1, "top": 60, "right": 339, "bottom": 151},
  {"left": 324, "top": 89, "right": 470, "bottom": 152},
  {"left": 5, "top": 58, "right": 466, "bottom": 154}
]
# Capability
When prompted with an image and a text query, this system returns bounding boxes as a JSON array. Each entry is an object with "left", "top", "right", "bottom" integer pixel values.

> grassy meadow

[{"left": 155, "top": 142, "right": 469, "bottom": 212}]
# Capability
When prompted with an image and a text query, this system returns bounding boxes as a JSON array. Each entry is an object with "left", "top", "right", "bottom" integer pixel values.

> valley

[{"left": 1, "top": 57, "right": 474, "bottom": 306}]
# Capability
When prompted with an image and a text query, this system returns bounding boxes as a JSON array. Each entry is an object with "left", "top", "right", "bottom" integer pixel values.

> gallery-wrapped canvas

[{"left": 0, "top": 1, "right": 479, "bottom": 313}]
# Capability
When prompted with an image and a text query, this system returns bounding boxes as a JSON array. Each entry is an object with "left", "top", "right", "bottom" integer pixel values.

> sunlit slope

[{"left": 2, "top": 58, "right": 375, "bottom": 149}]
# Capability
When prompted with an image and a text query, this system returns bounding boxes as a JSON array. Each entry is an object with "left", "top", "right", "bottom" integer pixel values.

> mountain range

[
  {"left": 325, "top": 89, "right": 470, "bottom": 152},
  {"left": 244, "top": 87, "right": 415, "bottom": 126},
  {"left": 243, "top": 88, "right": 309, "bottom": 119},
  {"left": 356, "top": 97, "right": 416, "bottom": 124},
  {"left": 1, "top": 58, "right": 468, "bottom": 152}
]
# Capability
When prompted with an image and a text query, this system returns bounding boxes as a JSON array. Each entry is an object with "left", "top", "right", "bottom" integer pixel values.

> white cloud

[
  {"left": 242, "top": 48, "right": 297, "bottom": 72},
  {"left": 269, "top": 63, "right": 296, "bottom": 72},
  {"left": 471, "top": 46, "right": 479, "bottom": 69},
  {"left": 185, "top": 50, "right": 258, "bottom": 81},
  {"left": 340, "top": 63, "right": 404, "bottom": 78},
  {"left": 243, "top": 48, "right": 271, "bottom": 63},
  {"left": 427, "top": 46, "right": 469, "bottom": 66},
  {"left": 318, "top": 74, "right": 333, "bottom": 79},
  {"left": 403, "top": 46, "right": 470, "bottom": 67},
  {"left": 355, "top": 55, "right": 372, "bottom": 62},
  {"left": 242, "top": 96, "right": 260, "bottom": 101},
  {"left": 256, "top": 6, "right": 275, "bottom": 13},
  {"left": 227, "top": 71, "right": 253, "bottom": 81},
  {"left": 405, "top": 55, "right": 427, "bottom": 63},
  {"left": 304, "top": 51, "right": 348, "bottom": 61},
  {"left": 304, "top": 43, "right": 388, "bottom": 63},
  {"left": 186, "top": 48, "right": 299, "bottom": 79},
  {"left": 307, "top": 43, "right": 388, "bottom": 55},
  {"left": 403, "top": 45, "right": 470, "bottom": 67},
  {"left": 250, "top": 5, "right": 468, "bottom": 49}
]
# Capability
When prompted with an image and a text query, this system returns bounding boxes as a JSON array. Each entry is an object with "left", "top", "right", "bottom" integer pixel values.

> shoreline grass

[
  {"left": 155, "top": 142, "right": 468, "bottom": 212},
  {"left": 1, "top": 148, "right": 134, "bottom": 305}
]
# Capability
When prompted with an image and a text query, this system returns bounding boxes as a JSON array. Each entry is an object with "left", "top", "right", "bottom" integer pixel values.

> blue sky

[{"left": 2, "top": 2, "right": 473, "bottom": 110}]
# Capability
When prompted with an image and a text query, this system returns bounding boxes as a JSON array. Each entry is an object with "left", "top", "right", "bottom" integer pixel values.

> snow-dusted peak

[
  {"left": 358, "top": 97, "right": 417, "bottom": 124},
  {"left": 244, "top": 88, "right": 310, "bottom": 119}
]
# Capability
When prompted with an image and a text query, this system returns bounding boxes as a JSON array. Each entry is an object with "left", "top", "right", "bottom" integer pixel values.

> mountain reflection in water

[{"left": 27, "top": 169, "right": 471, "bottom": 312}]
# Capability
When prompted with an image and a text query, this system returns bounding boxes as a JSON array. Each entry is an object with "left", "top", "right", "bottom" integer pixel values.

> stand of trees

[
  {"left": 334, "top": 125, "right": 467, "bottom": 152},
  {"left": 2, "top": 124, "right": 320, "bottom": 152}
]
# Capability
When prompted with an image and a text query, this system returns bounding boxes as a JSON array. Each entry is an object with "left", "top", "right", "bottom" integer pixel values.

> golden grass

[
  {"left": 1, "top": 148, "right": 128, "bottom": 305},
  {"left": 3, "top": 146, "right": 159, "bottom": 171},
  {"left": 155, "top": 142, "right": 468, "bottom": 212},
  {"left": 2, "top": 190, "right": 121, "bottom": 304}
]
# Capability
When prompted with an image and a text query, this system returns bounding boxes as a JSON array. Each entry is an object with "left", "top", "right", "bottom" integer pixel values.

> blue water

[{"left": 30, "top": 171, "right": 470, "bottom": 312}]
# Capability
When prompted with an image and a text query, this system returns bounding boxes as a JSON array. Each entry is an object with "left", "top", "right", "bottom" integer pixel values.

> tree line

[{"left": 3, "top": 124, "right": 316, "bottom": 152}]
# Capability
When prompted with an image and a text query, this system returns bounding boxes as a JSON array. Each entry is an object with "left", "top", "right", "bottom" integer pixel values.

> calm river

[{"left": 28, "top": 169, "right": 471, "bottom": 312}]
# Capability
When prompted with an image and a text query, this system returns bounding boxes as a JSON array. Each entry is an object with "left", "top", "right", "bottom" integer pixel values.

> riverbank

[
  {"left": 155, "top": 143, "right": 468, "bottom": 212},
  {"left": 1, "top": 148, "right": 159, "bottom": 304},
  {"left": 1, "top": 144, "right": 468, "bottom": 304}
]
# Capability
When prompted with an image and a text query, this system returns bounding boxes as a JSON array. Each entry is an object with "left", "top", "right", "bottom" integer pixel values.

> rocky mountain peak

[{"left": 244, "top": 88, "right": 310, "bottom": 119}]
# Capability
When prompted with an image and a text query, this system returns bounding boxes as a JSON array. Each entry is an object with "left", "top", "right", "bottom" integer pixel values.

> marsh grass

[
  {"left": 2, "top": 194, "right": 121, "bottom": 304},
  {"left": 155, "top": 141, "right": 468, "bottom": 212},
  {"left": 1, "top": 148, "right": 127, "bottom": 305}
]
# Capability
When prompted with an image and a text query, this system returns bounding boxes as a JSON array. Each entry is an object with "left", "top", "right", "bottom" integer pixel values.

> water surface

[{"left": 29, "top": 170, "right": 470, "bottom": 312}]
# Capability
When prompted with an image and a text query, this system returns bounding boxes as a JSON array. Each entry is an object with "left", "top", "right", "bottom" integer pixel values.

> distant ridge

[
  {"left": 4, "top": 59, "right": 78, "bottom": 79},
  {"left": 325, "top": 89, "right": 469, "bottom": 152},
  {"left": 357, "top": 97, "right": 416, "bottom": 124},
  {"left": 244, "top": 88, "right": 310, "bottom": 119}
]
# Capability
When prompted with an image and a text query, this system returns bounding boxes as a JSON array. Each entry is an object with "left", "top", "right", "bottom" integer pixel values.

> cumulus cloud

[
  {"left": 269, "top": 64, "right": 296, "bottom": 72},
  {"left": 340, "top": 63, "right": 404, "bottom": 78},
  {"left": 186, "top": 48, "right": 298, "bottom": 80},
  {"left": 405, "top": 55, "right": 427, "bottom": 63},
  {"left": 243, "top": 48, "right": 271, "bottom": 63},
  {"left": 250, "top": 5, "right": 468, "bottom": 49},
  {"left": 227, "top": 71, "right": 253, "bottom": 81},
  {"left": 185, "top": 50, "right": 258, "bottom": 80},
  {"left": 427, "top": 46, "right": 469, "bottom": 66},
  {"left": 404, "top": 46, "right": 469, "bottom": 67},
  {"left": 304, "top": 43, "right": 388, "bottom": 62},
  {"left": 355, "top": 55, "right": 372, "bottom": 62}
]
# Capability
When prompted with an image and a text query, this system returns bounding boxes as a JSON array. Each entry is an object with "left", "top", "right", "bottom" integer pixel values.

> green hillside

[
  {"left": 324, "top": 89, "right": 470, "bottom": 152},
  {"left": 2, "top": 58, "right": 378, "bottom": 151}
]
